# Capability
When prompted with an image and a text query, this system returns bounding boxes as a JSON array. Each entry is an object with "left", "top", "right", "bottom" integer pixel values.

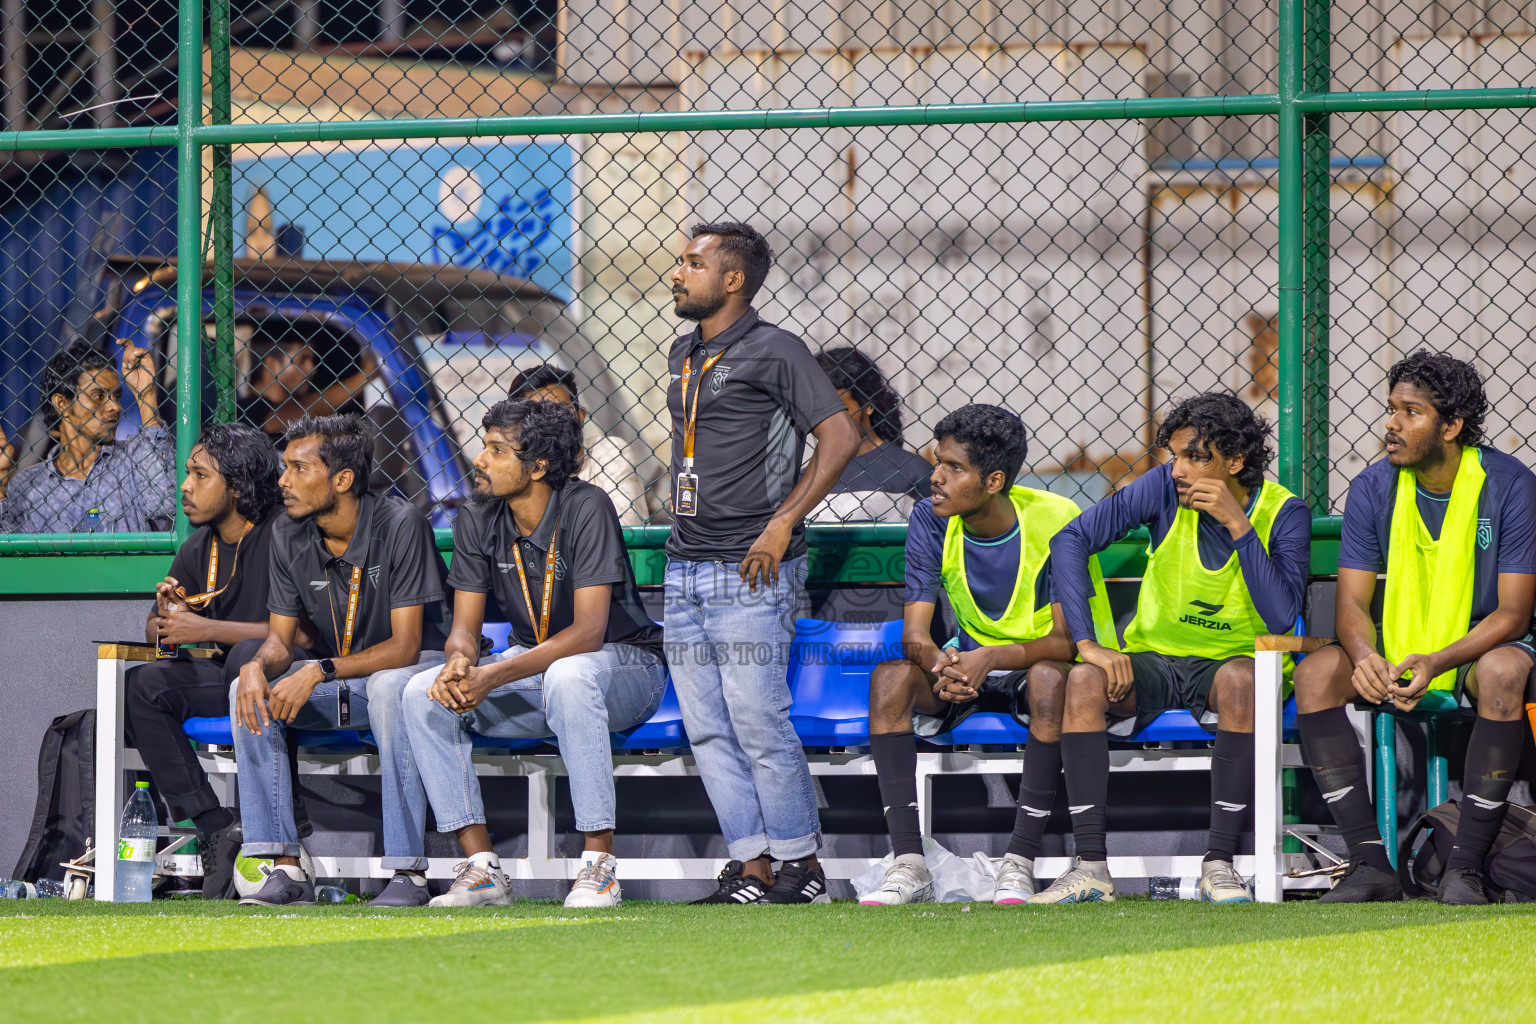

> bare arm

[
  {"left": 936, "top": 604, "right": 1077, "bottom": 702},
  {"left": 233, "top": 614, "right": 302, "bottom": 734},
  {"left": 1392, "top": 571, "right": 1536, "bottom": 710},
  {"left": 121, "top": 339, "right": 162, "bottom": 429},
  {"left": 266, "top": 604, "right": 427, "bottom": 724},
  {"left": 740, "top": 410, "right": 860, "bottom": 590}
]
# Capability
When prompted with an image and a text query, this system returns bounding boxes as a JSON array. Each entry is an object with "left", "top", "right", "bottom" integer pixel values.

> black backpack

[
  {"left": 1399, "top": 799, "right": 1536, "bottom": 902},
  {"left": 11, "top": 709, "right": 98, "bottom": 883}
]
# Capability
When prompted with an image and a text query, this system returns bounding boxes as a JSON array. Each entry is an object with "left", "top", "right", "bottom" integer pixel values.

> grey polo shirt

[
  {"left": 447, "top": 479, "right": 663, "bottom": 656},
  {"left": 664, "top": 308, "right": 847, "bottom": 562},
  {"left": 267, "top": 491, "right": 450, "bottom": 658},
  {"left": 0, "top": 427, "right": 175, "bottom": 533}
]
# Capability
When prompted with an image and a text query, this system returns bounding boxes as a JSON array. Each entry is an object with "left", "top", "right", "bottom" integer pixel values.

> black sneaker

[
  {"left": 1437, "top": 865, "right": 1491, "bottom": 906},
  {"left": 238, "top": 865, "right": 315, "bottom": 907},
  {"left": 369, "top": 872, "right": 431, "bottom": 907},
  {"left": 1317, "top": 859, "right": 1403, "bottom": 903},
  {"left": 760, "top": 860, "right": 830, "bottom": 904},
  {"left": 691, "top": 860, "right": 770, "bottom": 904},
  {"left": 200, "top": 819, "right": 242, "bottom": 900}
]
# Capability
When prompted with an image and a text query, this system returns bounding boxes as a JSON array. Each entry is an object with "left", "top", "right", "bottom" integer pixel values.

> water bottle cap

[{"left": 135, "top": 781, "right": 150, "bottom": 789}]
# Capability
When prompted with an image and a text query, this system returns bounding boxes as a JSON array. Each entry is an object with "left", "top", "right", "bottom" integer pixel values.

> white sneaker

[
  {"left": 1027, "top": 857, "right": 1116, "bottom": 904},
  {"left": 1199, "top": 859, "right": 1254, "bottom": 903},
  {"left": 859, "top": 855, "right": 935, "bottom": 906},
  {"left": 564, "top": 853, "right": 622, "bottom": 908},
  {"left": 992, "top": 853, "right": 1036, "bottom": 904},
  {"left": 428, "top": 856, "right": 513, "bottom": 907}
]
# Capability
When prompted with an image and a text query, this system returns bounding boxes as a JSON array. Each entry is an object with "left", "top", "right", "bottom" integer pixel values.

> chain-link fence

[{"left": 3, "top": 0, "right": 1536, "bottom": 555}]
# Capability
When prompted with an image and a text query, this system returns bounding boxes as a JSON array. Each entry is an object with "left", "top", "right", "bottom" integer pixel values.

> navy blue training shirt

[
  {"left": 1051, "top": 463, "right": 1312, "bottom": 645},
  {"left": 903, "top": 498, "right": 1051, "bottom": 651},
  {"left": 1337, "top": 446, "right": 1536, "bottom": 633}
]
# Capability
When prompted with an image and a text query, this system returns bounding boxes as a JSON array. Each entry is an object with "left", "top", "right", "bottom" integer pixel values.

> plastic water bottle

[
  {"left": 81, "top": 508, "right": 103, "bottom": 533},
  {"left": 1, "top": 879, "right": 35, "bottom": 898},
  {"left": 113, "top": 781, "right": 158, "bottom": 902},
  {"left": 315, "top": 885, "right": 358, "bottom": 905},
  {"left": 1149, "top": 876, "right": 1201, "bottom": 900}
]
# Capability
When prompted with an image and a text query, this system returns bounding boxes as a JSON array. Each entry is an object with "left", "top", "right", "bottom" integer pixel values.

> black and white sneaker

[
  {"left": 690, "top": 860, "right": 770, "bottom": 904},
  {"left": 760, "top": 860, "right": 830, "bottom": 904},
  {"left": 238, "top": 864, "right": 315, "bottom": 907}
]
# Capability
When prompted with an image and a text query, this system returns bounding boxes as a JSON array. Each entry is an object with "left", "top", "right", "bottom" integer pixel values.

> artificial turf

[{"left": 2, "top": 899, "right": 1533, "bottom": 1022}]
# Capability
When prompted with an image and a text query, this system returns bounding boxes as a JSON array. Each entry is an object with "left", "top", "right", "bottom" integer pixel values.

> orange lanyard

[
  {"left": 680, "top": 346, "right": 729, "bottom": 469},
  {"left": 326, "top": 564, "right": 362, "bottom": 657},
  {"left": 177, "top": 521, "right": 251, "bottom": 610},
  {"left": 513, "top": 513, "right": 560, "bottom": 645}
]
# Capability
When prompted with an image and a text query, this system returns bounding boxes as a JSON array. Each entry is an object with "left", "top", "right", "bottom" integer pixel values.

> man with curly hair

[
  {"left": 1295, "top": 351, "right": 1536, "bottom": 905},
  {"left": 399, "top": 399, "right": 666, "bottom": 908},
  {"left": 1035, "top": 391, "right": 1312, "bottom": 904}
]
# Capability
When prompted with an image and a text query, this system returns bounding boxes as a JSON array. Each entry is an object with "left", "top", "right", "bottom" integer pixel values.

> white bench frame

[{"left": 96, "top": 640, "right": 1337, "bottom": 900}]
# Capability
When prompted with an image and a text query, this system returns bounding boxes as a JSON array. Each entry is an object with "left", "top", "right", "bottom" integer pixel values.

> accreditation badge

[{"left": 675, "top": 472, "right": 699, "bottom": 516}]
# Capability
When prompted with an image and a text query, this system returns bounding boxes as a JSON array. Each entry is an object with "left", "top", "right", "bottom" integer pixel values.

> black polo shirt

[
  {"left": 161, "top": 512, "right": 279, "bottom": 655},
  {"left": 268, "top": 492, "right": 449, "bottom": 658},
  {"left": 447, "top": 479, "right": 663, "bottom": 655},
  {"left": 665, "top": 308, "right": 847, "bottom": 562}
]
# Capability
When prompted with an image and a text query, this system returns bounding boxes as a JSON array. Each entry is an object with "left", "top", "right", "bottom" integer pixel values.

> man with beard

[
  {"left": 1294, "top": 351, "right": 1536, "bottom": 905},
  {"left": 230, "top": 413, "right": 450, "bottom": 907},
  {"left": 664, "top": 222, "right": 860, "bottom": 904},
  {"left": 399, "top": 399, "right": 666, "bottom": 907},
  {"left": 125, "top": 422, "right": 312, "bottom": 898},
  {"left": 0, "top": 337, "right": 172, "bottom": 532},
  {"left": 1037, "top": 392, "right": 1311, "bottom": 904}
]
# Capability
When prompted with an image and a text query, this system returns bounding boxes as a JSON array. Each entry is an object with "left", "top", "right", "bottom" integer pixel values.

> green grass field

[{"left": 3, "top": 899, "right": 1534, "bottom": 1022}]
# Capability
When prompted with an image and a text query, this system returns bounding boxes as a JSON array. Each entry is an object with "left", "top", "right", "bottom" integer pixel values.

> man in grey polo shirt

[
  {"left": 229, "top": 413, "right": 449, "bottom": 907},
  {"left": 665, "top": 221, "right": 860, "bottom": 904},
  {"left": 0, "top": 337, "right": 173, "bottom": 533}
]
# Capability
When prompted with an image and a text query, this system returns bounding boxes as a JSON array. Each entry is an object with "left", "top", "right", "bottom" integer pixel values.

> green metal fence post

[
  {"left": 172, "top": 0, "right": 204, "bottom": 541},
  {"left": 1301, "top": 0, "right": 1332, "bottom": 514},
  {"left": 210, "top": 0, "right": 235, "bottom": 422},
  {"left": 1277, "top": 0, "right": 1304, "bottom": 497}
]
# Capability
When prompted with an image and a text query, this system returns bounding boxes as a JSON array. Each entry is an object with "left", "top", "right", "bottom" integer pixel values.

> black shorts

[
  {"left": 1108, "top": 651, "right": 1251, "bottom": 737},
  {"left": 912, "top": 668, "right": 1030, "bottom": 738}
]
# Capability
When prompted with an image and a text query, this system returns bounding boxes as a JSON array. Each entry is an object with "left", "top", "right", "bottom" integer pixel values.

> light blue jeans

[
  {"left": 401, "top": 644, "right": 666, "bottom": 833},
  {"left": 230, "top": 651, "right": 446, "bottom": 866},
  {"left": 664, "top": 556, "right": 821, "bottom": 862}
]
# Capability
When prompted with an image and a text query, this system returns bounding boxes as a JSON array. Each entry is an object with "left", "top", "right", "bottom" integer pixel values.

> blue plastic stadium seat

[
  {"left": 612, "top": 676, "right": 688, "bottom": 750},
  {"left": 787, "top": 618, "right": 903, "bottom": 745},
  {"left": 929, "top": 711, "right": 1030, "bottom": 746},
  {"left": 481, "top": 621, "right": 514, "bottom": 654},
  {"left": 182, "top": 716, "right": 369, "bottom": 751}
]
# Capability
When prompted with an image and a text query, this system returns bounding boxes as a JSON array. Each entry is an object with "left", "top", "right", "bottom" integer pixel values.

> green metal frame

[{"left": 0, "top": 0, "right": 1515, "bottom": 586}]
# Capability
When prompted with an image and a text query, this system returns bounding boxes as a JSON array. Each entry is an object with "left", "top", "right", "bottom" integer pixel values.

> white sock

[
  {"left": 274, "top": 863, "right": 307, "bottom": 881},
  {"left": 398, "top": 872, "right": 427, "bottom": 887},
  {"left": 468, "top": 851, "right": 500, "bottom": 868}
]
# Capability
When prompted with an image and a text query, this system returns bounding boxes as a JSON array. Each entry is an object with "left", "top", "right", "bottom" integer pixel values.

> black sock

[
  {"left": 1298, "top": 707, "right": 1391, "bottom": 874},
  {"left": 1205, "top": 730, "right": 1255, "bottom": 862},
  {"left": 1446, "top": 717, "right": 1525, "bottom": 872},
  {"left": 1007, "top": 740, "right": 1061, "bottom": 859},
  {"left": 192, "top": 805, "right": 234, "bottom": 839},
  {"left": 1061, "top": 731, "right": 1109, "bottom": 860},
  {"left": 870, "top": 731, "right": 923, "bottom": 857}
]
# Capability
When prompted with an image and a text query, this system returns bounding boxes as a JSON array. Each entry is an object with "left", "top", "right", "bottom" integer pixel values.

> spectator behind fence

[
  {"left": 1042, "top": 391, "right": 1312, "bottom": 905},
  {"left": 124, "top": 422, "right": 318, "bottom": 899},
  {"left": 400, "top": 399, "right": 667, "bottom": 908},
  {"left": 0, "top": 338, "right": 173, "bottom": 533},
  {"left": 1292, "top": 351, "right": 1536, "bottom": 906},
  {"left": 507, "top": 363, "right": 662, "bottom": 526},
  {"left": 663, "top": 221, "right": 860, "bottom": 905},
  {"left": 859, "top": 405, "right": 1117, "bottom": 906},
  {"left": 810, "top": 346, "right": 934, "bottom": 523},
  {"left": 228, "top": 413, "right": 450, "bottom": 908}
]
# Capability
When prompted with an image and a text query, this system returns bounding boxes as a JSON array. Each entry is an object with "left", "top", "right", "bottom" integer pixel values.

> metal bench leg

[
  {"left": 527, "top": 763, "right": 556, "bottom": 863},
  {"left": 95, "top": 656, "right": 127, "bottom": 901},
  {"left": 1253, "top": 650, "right": 1284, "bottom": 903},
  {"left": 1426, "top": 714, "right": 1449, "bottom": 809},
  {"left": 1374, "top": 712, "right": 1398, "bottom": 868}
]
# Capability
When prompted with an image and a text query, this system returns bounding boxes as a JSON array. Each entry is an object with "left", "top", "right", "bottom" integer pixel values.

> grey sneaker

[
  {"left": 1199, "top": 859, "right": 1254, "bottom": 903},
  {"left": 369, "top": 872, "right": 431, "bottom": 907},
  {"left": 1027, "top": 857, "right": 1116, "bottom": 904},
  {"left": 238, "top": 865, "right": 315, "bottom": 907},
  {"left": 993, "top": 853, "right": 1037, "bottom": 904},
  {"left": 200, "top": 818, "right": 242, "bottom": 900},
  {"left": 859, "top": 855, "right": 935, "bottom": 906},
  {"left": 429, "top": 861, "right": 513, "bottom": 907}
]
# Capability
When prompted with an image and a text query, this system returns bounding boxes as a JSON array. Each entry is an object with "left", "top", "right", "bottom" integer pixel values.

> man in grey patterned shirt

[{"left": 0, "top": 337, "right": 173, "bottom": 533}]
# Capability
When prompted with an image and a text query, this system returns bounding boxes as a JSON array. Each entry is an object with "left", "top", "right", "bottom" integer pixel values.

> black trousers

[{"left": 123, "top": 642, "right": 312, "bottom": 830}]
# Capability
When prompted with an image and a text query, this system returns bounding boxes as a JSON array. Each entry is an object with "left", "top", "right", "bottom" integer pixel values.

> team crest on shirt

[
  {"left": 1478, "top": 518, "right": 1492, "bottom": 550},
  {"left": 709, "top": 365, "right": 731, "bottom": 394},
  {"left": 368, "top": 565, "right": 381, "bottom": 587},
  {"left": 554, "top": 555, "right": 568, "bottom": 581}
]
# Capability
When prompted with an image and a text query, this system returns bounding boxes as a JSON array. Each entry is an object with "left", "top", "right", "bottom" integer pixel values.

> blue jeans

[
  {"left": 230, "top": 651, "right": 446, "bottom": 865},
  {"left": 401, "top": 644, "right": 666, "bottom": 833},
  {"left": 664, "top": 556, "right": 820, "bottom": 862}
]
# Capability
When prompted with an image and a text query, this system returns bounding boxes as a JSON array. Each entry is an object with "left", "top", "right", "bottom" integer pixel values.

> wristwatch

[{"left": 317, "top": 658, "right": 338, "bottom": 683}]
